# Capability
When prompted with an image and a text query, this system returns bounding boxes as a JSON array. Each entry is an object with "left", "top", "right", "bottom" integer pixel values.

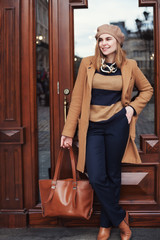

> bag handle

[
  {"left": 51, "top": 147, "right": 77, "bottom": 188},
  {"left": 44, "top": 147, "right": 78, "bottom": 207}
]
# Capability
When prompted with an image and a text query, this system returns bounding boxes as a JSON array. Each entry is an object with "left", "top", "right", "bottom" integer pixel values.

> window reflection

[
  {"left": 74, "top": 0, "right": 154, "bottom": 148},
  {"left": 36, "top": 0, "right": 50, "bottom": 181}
]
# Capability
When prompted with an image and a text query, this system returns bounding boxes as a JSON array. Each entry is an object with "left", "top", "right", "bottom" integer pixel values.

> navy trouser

[{"left": 86, "top": 108, "right": 129, "bottom": 227}]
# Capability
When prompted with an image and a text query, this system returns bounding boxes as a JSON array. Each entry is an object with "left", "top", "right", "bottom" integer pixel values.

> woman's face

[{"left": 98, "top": 33, "right": 117, "bottom": 57}]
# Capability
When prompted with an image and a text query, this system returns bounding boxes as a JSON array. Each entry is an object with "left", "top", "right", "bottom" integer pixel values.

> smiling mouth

[{"left": 102, "top": 47, "right": 110, "bottom": 51}]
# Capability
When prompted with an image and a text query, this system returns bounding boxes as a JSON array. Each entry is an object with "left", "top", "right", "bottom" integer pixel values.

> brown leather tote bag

[{"left": 39, "top": 147, "right": 94, "bottom": 219}]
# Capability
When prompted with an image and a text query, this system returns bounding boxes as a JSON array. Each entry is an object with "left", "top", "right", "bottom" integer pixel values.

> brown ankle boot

[
  {"left": 119, "top": 220, "right": 132, "bottom": 240},
  {"left": 97, "top": 227, "right": 111, "bottom": 240}
]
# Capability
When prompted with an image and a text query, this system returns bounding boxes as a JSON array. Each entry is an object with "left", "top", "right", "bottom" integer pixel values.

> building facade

[{"left": 0, "top": 0, "right": 160, "bottom": 228}]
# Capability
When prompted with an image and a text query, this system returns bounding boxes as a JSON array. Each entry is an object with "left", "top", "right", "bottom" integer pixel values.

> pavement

[{"left": 0, "top": 227, "right": 160, "bottom": 240}]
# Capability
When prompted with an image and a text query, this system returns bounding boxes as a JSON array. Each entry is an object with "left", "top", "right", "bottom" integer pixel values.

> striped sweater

[{"left": 89, "top": 64, "right": 123, "bottom": 122}]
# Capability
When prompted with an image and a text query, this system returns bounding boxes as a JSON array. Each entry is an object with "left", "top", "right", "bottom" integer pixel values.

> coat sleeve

[
  {"left": 129, "top": 60, "right": 153, "bottom": 115},
  {"left": 62, "top": 58, "right": 87, "bottom": 138}
]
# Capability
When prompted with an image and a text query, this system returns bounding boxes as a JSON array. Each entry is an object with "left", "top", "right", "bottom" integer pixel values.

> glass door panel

[{"left": 36, "top": 0, "right": 50, "bottom": 181}]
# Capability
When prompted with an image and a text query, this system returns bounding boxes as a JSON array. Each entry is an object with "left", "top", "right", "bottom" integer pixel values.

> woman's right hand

[{"left": 60, "top": 135, "right": 73, "bottom": 149}]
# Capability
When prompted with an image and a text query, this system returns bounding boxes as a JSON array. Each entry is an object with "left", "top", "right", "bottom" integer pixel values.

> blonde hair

[{"left": 94, "top": 41, "right": 126, "bottom": 71}]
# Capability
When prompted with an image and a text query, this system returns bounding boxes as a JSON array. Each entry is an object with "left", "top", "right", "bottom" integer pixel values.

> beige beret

[{"left": 95, "top": 24, "right": 125, "bottom": 46}]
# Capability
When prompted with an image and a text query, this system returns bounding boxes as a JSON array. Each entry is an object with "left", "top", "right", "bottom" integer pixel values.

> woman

[{"left": 61, "top": 24, "right": 153, "bottom": 240}]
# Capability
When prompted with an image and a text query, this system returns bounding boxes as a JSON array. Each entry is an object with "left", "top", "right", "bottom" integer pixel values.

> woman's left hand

[{"left": 125, "top": 106, "right": 134, "bottom": 124}]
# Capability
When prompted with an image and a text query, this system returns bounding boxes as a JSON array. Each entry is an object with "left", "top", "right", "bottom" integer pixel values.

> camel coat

[{"left": 62, "top": 56, "right": 153, "bottom": 173}]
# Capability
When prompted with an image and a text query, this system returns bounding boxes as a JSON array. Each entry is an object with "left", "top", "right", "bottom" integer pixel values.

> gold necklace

[{"left": 101, "top": 58, "right": 117, "bottom": 73}]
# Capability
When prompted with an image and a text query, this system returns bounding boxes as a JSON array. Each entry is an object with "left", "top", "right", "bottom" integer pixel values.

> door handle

[{"left": 63, "top": 89, "right": 70, "bottom": 122}]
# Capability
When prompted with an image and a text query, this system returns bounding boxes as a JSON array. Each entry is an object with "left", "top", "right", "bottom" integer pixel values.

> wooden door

[
  {"left": 0, "top": 0, "right": 26, "bottom": 227},
  {"left": 0, "top": 0, "right": 39, "bottom": 227},
  {"left": 0, "top": 0, "right": 160, "bottom": 228}
]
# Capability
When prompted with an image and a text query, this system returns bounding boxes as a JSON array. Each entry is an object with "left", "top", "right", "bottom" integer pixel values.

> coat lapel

[
  {"left": 87, "top": 61, "right": 96, "bottom": 90},
  {"left": 121, "top": 60, "right": 132, "bottom": 98}
]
